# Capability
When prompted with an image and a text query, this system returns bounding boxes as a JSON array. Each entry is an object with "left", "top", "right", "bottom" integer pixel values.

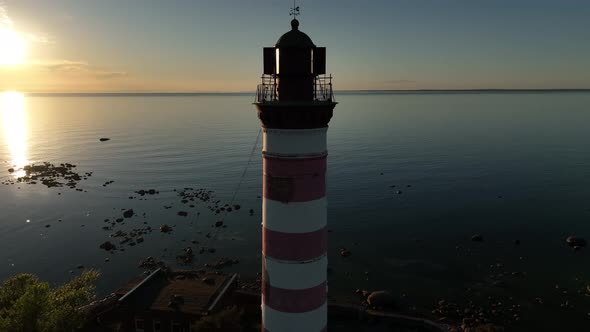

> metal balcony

[{"left": 255, "top": 74, "right": 335, "bottom": 103}]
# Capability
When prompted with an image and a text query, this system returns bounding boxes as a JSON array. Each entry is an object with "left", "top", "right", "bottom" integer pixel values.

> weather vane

[{"left": 290, "top": 0, "right": 300, "bottom": 18}]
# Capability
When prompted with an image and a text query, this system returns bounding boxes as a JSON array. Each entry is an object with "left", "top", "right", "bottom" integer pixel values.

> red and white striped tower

[{"left": 254, "top": 17, "right": 336, "bottom": 332}]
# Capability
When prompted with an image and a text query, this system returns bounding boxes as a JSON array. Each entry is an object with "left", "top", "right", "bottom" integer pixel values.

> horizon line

[{"left": 7, "top": 88, "right": 590, "bottom": 97}]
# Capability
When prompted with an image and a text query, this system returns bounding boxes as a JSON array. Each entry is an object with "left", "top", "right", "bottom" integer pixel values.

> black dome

[{"left": 275, "top": 19, "right": 315, "bottom": 48}]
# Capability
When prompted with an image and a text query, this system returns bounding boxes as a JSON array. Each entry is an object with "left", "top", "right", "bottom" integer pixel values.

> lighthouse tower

[{"left": 254, "top": 15, "right": 336, "bottom": 332}]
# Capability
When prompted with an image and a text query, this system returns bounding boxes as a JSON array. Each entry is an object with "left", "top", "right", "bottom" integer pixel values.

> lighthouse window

[
  {"left": 275, "top": 48, "right": 280, "bottom": 74},
  {"left": 311, "top": 48, "right": 314, "bottom": 73}
]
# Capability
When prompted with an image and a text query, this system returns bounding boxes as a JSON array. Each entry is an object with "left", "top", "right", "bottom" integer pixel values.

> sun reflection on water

[{"left": 1, "top": 91, "right": 29, "bottom": 177}]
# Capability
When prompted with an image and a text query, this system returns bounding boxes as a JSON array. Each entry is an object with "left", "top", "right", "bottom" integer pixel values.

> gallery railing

[{"left": 255, "top": 74, "right": 335, "bottom": 103}]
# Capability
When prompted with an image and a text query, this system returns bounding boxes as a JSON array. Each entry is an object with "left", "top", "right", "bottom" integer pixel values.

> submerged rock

[
  {"left": 176, "top": 247, "right": 195, "bottom": 264},
  {"left": 123, "top": 209, "right": 134, "bottom": 218},
  {"left": 99, "top": 241, "right": 116, "bottom": 251},
  {"left": 177, "top": 211, "right": 188, "bottom": 217},
  {"left": 160, "top": 224, "right": 172, "bottom": 233},
  {"left": 566, "top": 236, "right": 586, "bottom": 248},
  {"left": 340, "top": 248, "right": 352, "bottom": 257},
  {"left": 139, "top": 256, "right": 166, "bottom": 270},
  {"left": 471, "top": 234, "right": 484, "bottom": 242},
  {"left": 367, "top": 290, "right": 396, "bottom": 308}
]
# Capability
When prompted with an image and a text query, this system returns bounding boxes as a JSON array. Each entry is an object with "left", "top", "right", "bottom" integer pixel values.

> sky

[{"left": 0, "top": 0, "right": 589, "bottom": 93}]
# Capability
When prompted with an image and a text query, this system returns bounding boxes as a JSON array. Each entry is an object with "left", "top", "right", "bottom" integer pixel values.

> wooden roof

[{"left": 115, "top": 269, "right": 234, "bottom": 316}]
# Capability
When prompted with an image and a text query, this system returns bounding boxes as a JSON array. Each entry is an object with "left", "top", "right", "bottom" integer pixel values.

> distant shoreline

[{"left": 20, "top": 89, "right": 590, "bottom": 97}]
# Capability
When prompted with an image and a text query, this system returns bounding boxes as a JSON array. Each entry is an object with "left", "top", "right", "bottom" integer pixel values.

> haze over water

[{"left": 1, "top": 91, "right": 590, "bottom": 330}]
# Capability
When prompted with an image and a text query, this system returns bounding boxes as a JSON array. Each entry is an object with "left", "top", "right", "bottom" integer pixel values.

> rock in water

[
  {"left": 177, "top": 211, "right": 188, "bottom": 217},
  {"left": 215, "top": 221, "right": 224, "bottom": 227},
  {"left": 99, "top": 241, "right": 116, "bottom": 251},
  {"left": 367, "top": 290, "right": 396, "bottom": 308},
  {"left": 99, "top": 138, "right": 110, "bottom": 142},
  {"left": 471, "top": 234, "right": 484, "bottom": 242},
  {"left": 566, "top": 236, "right": 587, "bottom": 248},
  {"left": 123, "top": 209, "right": 134, "bottom": 218},
  {"left": 160, "top": 224, "right": 172, "bottom": 233}
]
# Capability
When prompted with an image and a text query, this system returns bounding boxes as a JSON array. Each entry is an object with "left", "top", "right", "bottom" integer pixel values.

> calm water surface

[{"left": 1, "top": 92, "right": 590, "bottom": 331}]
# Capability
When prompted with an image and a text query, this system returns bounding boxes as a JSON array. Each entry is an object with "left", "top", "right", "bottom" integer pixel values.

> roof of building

[
  {"left": 275, "top": 19, "right": 316, "bottom": 48},
  {"left": 114, "top": 269, "right": 236, "bottom": 317}
]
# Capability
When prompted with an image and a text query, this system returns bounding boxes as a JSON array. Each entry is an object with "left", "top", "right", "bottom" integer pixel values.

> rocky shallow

[
  {"left": 3, "top": 162, "right": 92, "bottom": 189},
  {"left": 4, "top": 164, "right": 590, "bottom": 331}
]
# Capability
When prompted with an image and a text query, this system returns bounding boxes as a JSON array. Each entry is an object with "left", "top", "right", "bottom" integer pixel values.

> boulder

[
  {"left": 340, "top": 248, "right": 352, "bottom": 257},
  {"left": 123, "top": 209, "right": 134, "bottom": 218},
  {"left": 471, "top": 234, "right": 484, "bottom": 242},
  {"left": 566, "top": 236, "right": 587, "bottom": 248},
  {"left": 160, "top": 224, "right": 172, "bottom": 233},
  {"left": 99, "top": 241, "right": 116, "bottom": 251},
  {"left": 177, "top": 211, "right": 188, "bottom": 217},
  {"left": 367, "top": 290, "right": 396, "bottom": 308}
]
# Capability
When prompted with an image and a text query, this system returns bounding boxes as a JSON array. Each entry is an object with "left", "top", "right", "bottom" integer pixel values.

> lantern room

[{"left": 256, "top": 19, "right": 333, "bottom": 103}]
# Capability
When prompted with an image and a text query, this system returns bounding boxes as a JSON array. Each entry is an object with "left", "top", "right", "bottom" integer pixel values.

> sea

[{"left": 1, "top": 91, "right": 590, "bottom": 331}]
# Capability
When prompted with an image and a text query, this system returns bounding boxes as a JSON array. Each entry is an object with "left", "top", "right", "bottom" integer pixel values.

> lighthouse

[{"left": 254, "top": 13, "right": 337, "bottom": 332}]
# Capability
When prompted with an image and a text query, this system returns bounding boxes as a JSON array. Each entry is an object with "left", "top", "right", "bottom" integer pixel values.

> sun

[{"left": 0, "top": 29, "right": 26, "bottom": 66}]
